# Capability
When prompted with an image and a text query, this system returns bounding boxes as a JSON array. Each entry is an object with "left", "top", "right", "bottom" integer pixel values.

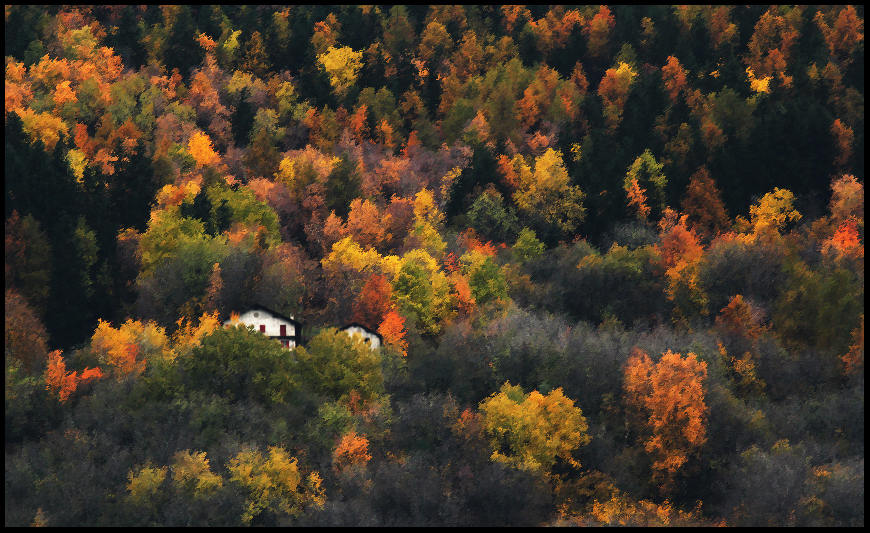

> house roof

[
  {"left": 223, "top": 304, "right": 302, "bottom": 327},
  {"left": 340, "top": 322, "right": 384, "bottom": 343}
]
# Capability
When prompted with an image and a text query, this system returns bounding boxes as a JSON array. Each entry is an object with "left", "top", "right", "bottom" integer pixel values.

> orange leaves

[
  {"left": 598, "top": 62, "right": 636, "bottom": 132},
  {"left": 378, "top": 309, "right": 408, "bottom": 357},
  {"left": 626, "top": 178, "right": 650, "bottom": 221},
  {"left": 831, "top": 118, "right": 855, "bottom": 171},
  {"left": 745, "top": 7, "right": 802, "bottom": 88},
  {"left": 53, "top": 80, "right": 77, "bottom": 110},
  {"left": 173, "top": 312, "right": 222, "bottom": 354},
  {"left": 188, "top": 131, "right": 219, "bottom": 169},
  {"left": 45, "top": 350, "right": 78, "bottom": 403},
  {"left": 829, "top": 175, "right": 864, "bottom": 227},
  {"left": 352, "top": 274, "right": 393, "bottom": 330},
  {"left": 680, "top": 167, "right": 730, "bottom": 240},
  {"left": 661, "top": 56, "right": 687, "bottom": 104},
  {"left": 91, "top": 319, "right": 150, "bottom": 377},
  {"left": 349, "top": 104, "right": 369, "bottom": 143},
  {"left": 45, "top": 350, "right": 104, "bottom": 403},
  {"left": 332, "top": 431, "right": 372, "bottom": 472},
  {"left": 457, "top": 228, "right": 499, "bottom": 257},
  {"left": 716, "top": 295, "right": 767, "bottom": 339},
  {"left": 312, "top": 14, "right": 341, "bottom": 56},
  {"left": 624, "top": 348, "right": 708, "bottom": 489},
  {"left": 517, "top": 65, "right": 561, "bottom": 129},
  {"left": 815, "top": 6, "right": 864, "bottom": 65},
  {"left": 659, "top": 216, "right": 708, "bottom": 323},
  {"left": 196, "top": 32, "right": 217, "bottom": 52},
  {"left": 822, "top": 219, "right": 863, "bottom": 260},
  {"left": 584, "top": 5, "right": 616, "bottom": 59},
  {"left": 659, "top": 215, "right": 704, "bottom": 269},
  {"left": 449, "top": 271, "right": 477, "bottom": 316}
]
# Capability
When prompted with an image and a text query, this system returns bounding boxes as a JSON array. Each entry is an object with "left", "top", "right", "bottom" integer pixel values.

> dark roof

[
  {"left": 223, "top": 304, "right": 302, "bottom": 327},
  {"left": 340, "top": 322, "right": 384, "bottom": 343}
]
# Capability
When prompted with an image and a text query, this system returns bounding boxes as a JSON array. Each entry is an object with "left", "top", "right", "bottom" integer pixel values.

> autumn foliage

[
  {"left": 624, "top": 348, "right": 708, "bottom": 491},
  {"left": 3, "top": 5, "right": 865, "bottom": 527},
  {"left": 44, "top": 350, "right": 104, "bottom": 403},
  {"left": 332, "top": 430, "right": 372, "bottom": 472}
]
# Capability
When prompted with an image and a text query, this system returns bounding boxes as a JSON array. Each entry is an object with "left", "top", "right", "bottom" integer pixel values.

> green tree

[
  {"left": 293, "top": 327, "right": 385, "bottom": 404},
  {"left": 467, "top": 188, "right": 520, "bottom": 244},
  {"left": 324, "top": 153, "right": 362, "bottom": 219},
  {"left": 182, "top": 324, "right": 297, "bottom": 404},
  {"left": 624, "top": 149, "right": 667, "bottom": 222}
]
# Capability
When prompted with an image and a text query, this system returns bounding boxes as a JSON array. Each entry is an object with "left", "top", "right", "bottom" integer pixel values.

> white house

[
  {"left": 340, "top": 322, "right": 383, "bottom": 350},
  {"left": 223, "top": 304, "right": 302, "bottom": 348}
]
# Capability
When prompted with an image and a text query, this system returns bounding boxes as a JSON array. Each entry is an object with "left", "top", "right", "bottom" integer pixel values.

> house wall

[
  {"left": 225, "top": 309, "right": 296, "bottom": 338},
  {"left": 343, "top": 326, "right": 381, "bottom": 350}
]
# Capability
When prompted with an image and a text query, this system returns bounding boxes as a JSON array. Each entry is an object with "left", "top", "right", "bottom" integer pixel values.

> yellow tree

[
  {"left": 229, "top": 446, "right": 325, "bottom": 523},
  {"left": 479, "top": 382, "right": 591, "bottom": 473},
  {"left": 623, "top": 348, "right": 708, "bottom": 492},
  {"left": 511, "top": 148, "right": 586, "bottom": 235},
  {"left": 188, "top": 131, "right": 219, "bottom": 169},
  {"left": 317, "top": 45, "right": 363, "bottom": 99},
  {"left": 746, "top": 187, "right": 802, "bottom": 242}
]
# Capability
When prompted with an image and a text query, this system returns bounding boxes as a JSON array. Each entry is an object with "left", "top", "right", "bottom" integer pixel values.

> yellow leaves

[
  {"left": 188, "top": 131, "right": 219, "bottom": 169},
  {"left": 511, "top": 149, "right": 586, "bottom": 235},
  {"left": 746, "top": 67, "right": 771, "bottom": 93},
  {"left": 322, "top": 236, "right": 384, "bottom": 274},
  {"left": 479, "top": 382, "right": 590, "bottom": 473},
  {"left": 172, "top": 450, "right": 223, "bottom": 499},
  {"left": 228, "top": 445, "right": 325, "bottom": 523},
  {"left": 127, "top": 464, "right": 168, "bottom": 507},
  {"left": 408, "top": 188, "right": 447, "bottom": 256},
  {"left": 748, "top": 187, "right": 801, "bottom": 240},
  {"left": 173, "top": 311, "right": 222, "bottom": 356},
  {"left": 157, "top": 181, "right": 201, "bottom": 208},
  {"left": 91, "top": 318, "right": 169, "bottom": 375},
  {"left": 15, "top": 108, "right": 69, "bottom": 151},
  {"left": 317, "top": 45, "right": 363, "bottom": 98},
  {"left": 412, "top": 188, "right": 443, "bottom": 227}
]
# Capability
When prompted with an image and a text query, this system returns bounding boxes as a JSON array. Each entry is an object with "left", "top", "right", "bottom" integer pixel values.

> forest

[{"left": 4, "top": 5, "right": 864, "bottom": 526}]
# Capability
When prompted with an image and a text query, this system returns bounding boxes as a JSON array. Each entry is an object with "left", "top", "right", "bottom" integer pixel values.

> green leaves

[
  {"left": 293, "top": 328, "right": 385, "bottom": 404},
  {"left": 183, "top": 325, "right": 297, "bottom": 404}
]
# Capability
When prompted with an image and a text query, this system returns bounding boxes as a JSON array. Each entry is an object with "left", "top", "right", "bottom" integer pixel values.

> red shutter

[
  {"left": 260, "top": 325, "right": 266, "bottom": 333},
  {"left": 280, "top": 325, "right": 287, "bottom": 336}
]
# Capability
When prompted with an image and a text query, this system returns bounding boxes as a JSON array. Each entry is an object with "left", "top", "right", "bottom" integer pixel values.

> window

[
  {"left": 260, "top": 325, "right": 266, "bottom": 333},
  {"left": 280, "top": 325, "right": 287, "bottom": 336}
]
